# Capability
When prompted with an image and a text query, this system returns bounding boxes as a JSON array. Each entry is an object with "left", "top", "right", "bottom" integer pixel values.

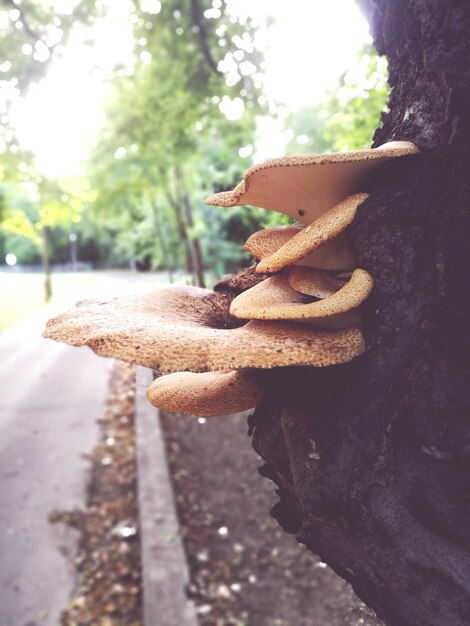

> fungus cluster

[{"left": 44, "top": 141, "right": 418, "bottom": 417}]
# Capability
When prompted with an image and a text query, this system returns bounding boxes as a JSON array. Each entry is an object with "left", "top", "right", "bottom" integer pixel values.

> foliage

[
  {"left": 0, "top": 0, "right": 101, "bottom": 279},
  {"left": 285, "top": 45, "right": 390, "bottom": 154},
  {"left": 88, "top": 0, "right": 269, "bottom": 276},
  {"left": 0, "top": 0, "right": 97, "bottom": 94},
  {"left": 0, "top": 6, "right": 391, "bottom": 276},
  {"left": 1, "top": 176, "right": 84, "bottom": 239}
]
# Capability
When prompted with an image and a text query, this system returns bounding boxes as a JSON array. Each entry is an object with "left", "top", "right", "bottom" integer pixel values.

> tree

[
  {"left": 247, "top": 2, "right": 470, "bottom": 625},
  {"left": 88, "top": 0, "right": 268, "bottom": 284},
  {"left": 1, "top": 177, "right": 84, "bottom": 299},
  {"left": 0, "top": 0, "right": 100, "bottom": 294}
]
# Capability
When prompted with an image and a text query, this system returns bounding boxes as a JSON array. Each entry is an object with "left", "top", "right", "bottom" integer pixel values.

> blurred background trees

[{"left": 0, "top": 0, "right": 389, "bottom": 297}]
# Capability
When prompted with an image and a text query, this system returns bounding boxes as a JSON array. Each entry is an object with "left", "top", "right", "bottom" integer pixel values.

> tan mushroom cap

[
  {"left": 246, "top": 226, "right": 355, "bottom": 271},
  {"left": 43, "top": 285, "right": 366, "bottom": 370},
  {"left": 245, "top": 226, "right": 355, "bottom": 270},
  {"left": 286, "top": 266, "right": 345, "bottom": 299},
  {"left": 245, "top": 225, "right": 303, "bottom": 258},
  {"left": 146, "top": 370, "right": 265, "bottom": 417},
  {"left": 256, "top": 193, "right": 368, "bottom": 274},
  {"left": 230, "top": 269, "right": 374, "bottom": 330},
  {"left": 205, "top": 141, "right": 418, "bottom": 224}
]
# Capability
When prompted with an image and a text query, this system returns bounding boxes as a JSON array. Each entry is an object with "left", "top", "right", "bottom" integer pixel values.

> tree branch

[
  {"left": 2, "top": 0, "right": 44, "bottom": 44},
  {"left": 189, "top": 0, "right": 220, "bottom": 74}
]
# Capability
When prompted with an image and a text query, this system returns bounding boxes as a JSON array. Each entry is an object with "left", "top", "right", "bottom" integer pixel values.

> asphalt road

[{"left": 0, "top": 305, "right": 114, "bottom": 626}]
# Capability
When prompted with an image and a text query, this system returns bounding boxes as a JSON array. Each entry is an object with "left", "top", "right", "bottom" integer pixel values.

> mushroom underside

[{"left": 205, "top": 141, "right": 418, "bottom": 224}]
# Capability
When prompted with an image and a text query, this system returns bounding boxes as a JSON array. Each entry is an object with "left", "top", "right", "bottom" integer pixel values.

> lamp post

[{"left": 69, "top": 233, "right": 77, "bottom": 271}]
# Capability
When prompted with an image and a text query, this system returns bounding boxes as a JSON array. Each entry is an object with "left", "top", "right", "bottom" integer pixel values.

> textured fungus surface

[
  {"left": 286, "top": 266, "right": 346, "bottom": 299},
  {"left": 147, "top": 370, "right": 266, "bottom": 416},
  {"left": 230, "top": 270, "right": 374, "bottom": 329},
  {"left": 256, "top": 193, "right": 368, "bottom": 274},
  {"left": 44, "top": 285, "right": 366, "bottom": 370},
  {"left": 245, "top": 225, "right": 303, "bottom": 259},
  {"left": 246, "top": 226, "right": 356, "bottom": 271}
]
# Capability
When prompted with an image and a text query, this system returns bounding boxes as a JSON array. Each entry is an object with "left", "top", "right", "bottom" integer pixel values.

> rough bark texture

[{"left": 247, "top": 2, "right": 470, "bottom": 625}]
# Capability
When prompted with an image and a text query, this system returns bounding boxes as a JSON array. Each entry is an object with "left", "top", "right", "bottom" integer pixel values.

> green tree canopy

[{"left": 89, "top": 0, "right": 268, "bottom": 281}]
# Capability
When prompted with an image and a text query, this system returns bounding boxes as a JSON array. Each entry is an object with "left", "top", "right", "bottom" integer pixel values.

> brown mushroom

[
  {"left": 245, "top": 225, "right": 303, "bottom": 258},
  {"left": 230, "top": 269, "right": 374, "bottom": 330},
  {"left": 43, "top": 285, "right": 366, "bottom": 370},
  {"left": 286, "top": 265, "right": 345, "bottom": 299},
  {"left": 205, "top": 141, "right": 418, "bottom": 224},
  {"left": 256, "top": 193, "right": 368, "bottom": 274},
  {"left": 146, "top": 370, "right": 266, "bottom": 417},
  {"left": 245, "top": 226, "right": 354, "bottom": 272}
]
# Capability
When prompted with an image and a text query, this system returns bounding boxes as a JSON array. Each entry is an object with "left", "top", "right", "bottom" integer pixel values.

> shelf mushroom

[
  {"left": 245, "top": 226, "right": 355, "bottom": 272},
  {"left": 230, "top": 269, "right": 374, "bottom": 330},
  {"left": 255, "top": 192, "right": 368, "bottom": 274},
  {"left": 146, "top": 370, "right": 266, "bottom": 417},
  {"left": 44, "top": 141, "right": 418, "bottom": 417},
  {"left": 44, "top": 285, "right": 365, "bottom": 415},
  {"left": 286, "top": 266, "right": 346, "bottom": 299},
  {"left": 205, "top": 141, "right": 418, "bottom": 224},
  {"left": 204, "top": 141, "right": 418, "bottom": 357}
]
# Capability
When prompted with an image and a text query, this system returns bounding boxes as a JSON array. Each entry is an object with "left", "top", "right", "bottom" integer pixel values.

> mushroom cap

[
  {"left": 286, "top": 266, "right": 345, "bottom": 299},
  {"left": 43, "top": 285, "right": 366, "bottom": 370},
  {"left": 256, "top": 193, "right": 367, "bottom": 274},
  {"left": 230, "top": 269, "right": 374, "bottom": 329},
  {"left": 245, "top": 225, "right": 303, "bottom": 259},
  {"left": 246, "top": 226, "right": 355, "bottom": 271},
  {"left": 205, "top": 141, "right": 418, "bottom": 224},
  {"left": 146, "top": 370, "right": 266, "bottom": 417}
]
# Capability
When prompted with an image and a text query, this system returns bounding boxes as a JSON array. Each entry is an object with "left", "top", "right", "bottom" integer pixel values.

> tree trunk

[
  {"left": 169, "top": 198, "right": 194, "bottom": 278},
  {"left": 152, "top": 202, "right": 175, "bottom": 283},
  {"left": 40, "top": 226, "right": 52, "bottom": 302},
  {"left": 248, "top": 2, "right": 470, "bottom": 625},
  {"left": 174, "top": 167, "right": 206, "bottom": 287},
  {"left": 183, "top": 191, "right": 205, "bottom": 288}
]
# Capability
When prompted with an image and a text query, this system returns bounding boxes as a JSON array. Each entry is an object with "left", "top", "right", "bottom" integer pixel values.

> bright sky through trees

[{"left": 11, "top": 0, "right": 370, "bottom": 178}]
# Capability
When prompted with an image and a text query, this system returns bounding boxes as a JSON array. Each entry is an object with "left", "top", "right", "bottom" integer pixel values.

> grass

[{"left": 0, "top": 271, "right": 100, "bottom": 332}]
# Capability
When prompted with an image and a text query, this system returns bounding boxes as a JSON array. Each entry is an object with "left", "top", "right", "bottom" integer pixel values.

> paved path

[{"left": 0, "top": 302, "right": 114, "bottom": 625}]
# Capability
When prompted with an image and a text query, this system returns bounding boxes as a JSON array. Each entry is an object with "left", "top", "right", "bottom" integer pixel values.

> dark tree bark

[
  {"left": 247, "top": 2, "right": 470, "bottom": 625},
  {"left": 183, "top": 191, "right": 206, "bottom": 288},
  {"left": 173, "top": 168, "right": 206, "bottom": 287}
]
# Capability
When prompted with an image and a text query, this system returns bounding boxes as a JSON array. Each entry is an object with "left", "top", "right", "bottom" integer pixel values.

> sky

[{"left": 11, "top": 0, "right": 371, "bottom": 178}]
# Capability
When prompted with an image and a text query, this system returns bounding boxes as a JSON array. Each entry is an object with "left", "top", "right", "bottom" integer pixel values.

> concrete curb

[{"left": 135, "top": 367, "right": 198, "bottom": 626}]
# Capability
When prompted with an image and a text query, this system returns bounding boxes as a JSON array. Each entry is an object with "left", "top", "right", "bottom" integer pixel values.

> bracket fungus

[
  {"left": 229, "top": 270, "right": 373, "bottom": 330},
  {"left": 44, "top": 141, "right": 418, "bottom": 417},
  {"left": 286, "top": 266, "right": 346, "bottom": 299},
  {"left": 205, "top": 141, "right": 418, "bottom": 224},
  {"left": 245, "top": 226, "right": 355, "bottom": 272},
  {"left": 146, "top": 370, "right": 266, "bottom": 417},
  {"left": 255, "top": 192, "right": 368, "bottom": 273}
]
